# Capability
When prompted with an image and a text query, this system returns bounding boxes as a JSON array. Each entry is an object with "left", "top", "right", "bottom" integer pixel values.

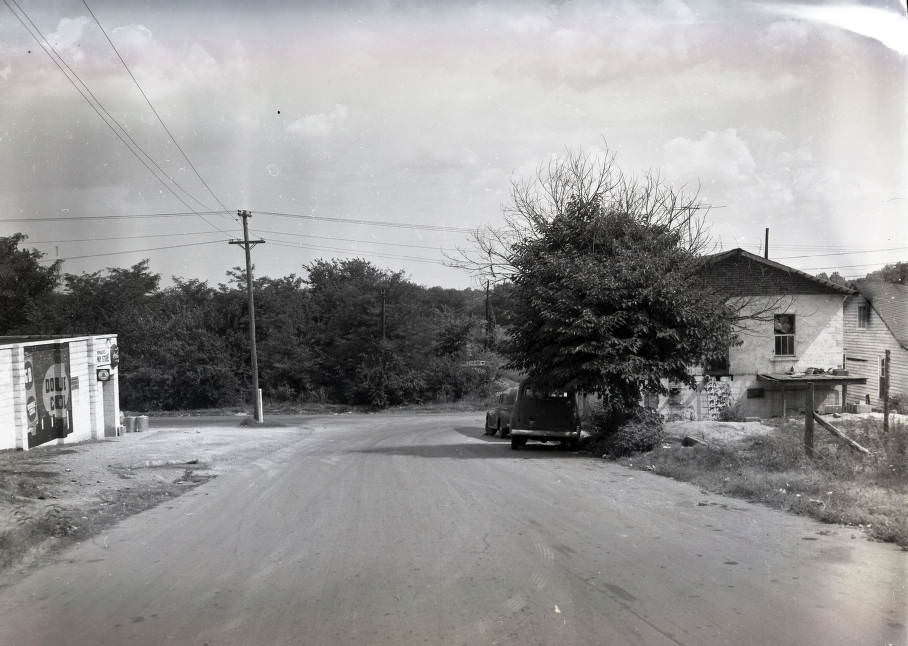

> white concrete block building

[
  {"left": 653, "top": 249, "right": 865, "bottom": 421},
  {"left": 0, "top": 335, "right": 120, "bottom": 451}
]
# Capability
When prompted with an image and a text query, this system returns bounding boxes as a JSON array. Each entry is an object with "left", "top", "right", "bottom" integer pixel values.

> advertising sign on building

[
  {"left": 96, "top": 346, "right": 111, "bottom": 367},
  {"left": 24, "top": 344, "right": 73, "bottom": 448}
]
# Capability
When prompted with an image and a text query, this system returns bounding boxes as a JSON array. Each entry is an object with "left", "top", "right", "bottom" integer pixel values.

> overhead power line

[
  {"left": 80, "top": 0, "right": 231, "bottom": 216},
  {"left": 801, "top": 260, "right": 901, "bottom": 271},
  {"left": 267, "top": 239, "right": 449, "bottom": 266},
  {"left": 37, "top": 240, "right": 223, "bottom": 263},
  {"left": 255, "top": 228, "right": 448, "bottom": 251},
  {"left": 254, "top": 210, "right": 474, "bottom": 233},
  {"left": 744, "top": 245, "right": 908, "bottom": 259},
  {"left": 1, "top": 211, "right": 224, "bottom": 223},
  {"left": 776, "top": 246, "right": 908, "bottom": 260},
  {"left": 27, "top": 230, "right": 231, "bottom": 244},
  {"left": 2, "top": 0, "right": 228, "bottom": 235}
]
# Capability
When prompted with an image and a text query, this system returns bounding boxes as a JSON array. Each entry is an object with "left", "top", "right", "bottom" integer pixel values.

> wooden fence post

[{"left": 804, "top": 382, "right": 815, "bottom": 458}]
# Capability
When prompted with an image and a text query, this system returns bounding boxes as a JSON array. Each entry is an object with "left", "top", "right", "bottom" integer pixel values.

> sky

[{"left": 1, "top": 0, "right": 906, "bottom": 289}]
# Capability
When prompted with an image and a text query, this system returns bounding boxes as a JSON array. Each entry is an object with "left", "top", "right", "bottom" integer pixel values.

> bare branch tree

[{"left": 446, "top": 145, "right": 712, "bottom": 283}]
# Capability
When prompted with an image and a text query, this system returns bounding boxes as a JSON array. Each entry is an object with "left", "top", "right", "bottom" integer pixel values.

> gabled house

[
  {"left": 843, "top": 279, "right": 908, "bottom": 408},
  {"left": 653, "top": 248, "right": 866, "bottom": 421}
]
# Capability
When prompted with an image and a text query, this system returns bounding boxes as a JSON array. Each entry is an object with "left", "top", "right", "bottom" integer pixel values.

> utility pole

[
  {"left": 380, "top": 287, "right": 387, "bottom": 341},
  {"left": 484, "top": 280, "right": 493, "bottom": 350},
  {"left": 229, "top": 210, "right": 265, "bottom": 423},
  {"left": 378, "top": 286, "right": 387, "bottom": 407}
]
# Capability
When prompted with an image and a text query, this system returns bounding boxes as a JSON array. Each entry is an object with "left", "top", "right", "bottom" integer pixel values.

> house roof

[
  {"left": 699, "top": 248, "right": 855, "bottom": 296},
  {"left": 852, "top": 279, "right": 908, "bottom": 350},
  {"left": 0, "top": 334, "right": 112, "bottom": 348},
  {"left": 0, "top": 335, "right": 74, "bottom": 344}
]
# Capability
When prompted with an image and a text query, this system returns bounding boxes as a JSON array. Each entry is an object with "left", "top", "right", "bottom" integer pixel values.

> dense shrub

[
  {"left": 887, "top": 392, "right": 908, "bottom": 415},
  {"left": 587, "top": 407, "right": 664, "bottom": 457}
]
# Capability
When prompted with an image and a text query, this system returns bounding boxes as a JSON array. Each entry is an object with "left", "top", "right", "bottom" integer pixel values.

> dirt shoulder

[
  {"left": 0, "top": 420, "right": 310, "bottom": 587},
  {"left": 620, "top": 413, "right": 908, "bottom": 548}
]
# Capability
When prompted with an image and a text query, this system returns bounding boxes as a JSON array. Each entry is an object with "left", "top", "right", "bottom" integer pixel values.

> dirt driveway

[{"left": 0, "top": 419, "right": 310, "bottom": 587}]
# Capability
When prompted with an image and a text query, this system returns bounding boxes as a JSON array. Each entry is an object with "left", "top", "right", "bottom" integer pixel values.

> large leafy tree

[
  {"left": 457, "top": 147, "right": 738, "bottom": 417},
  {"left": 0, "top": 233, "right": 61, "bottom": 334},
  {"left": 865, "top": 261, "right": 907, "bottom": 285},
  {"left": 303, "top": 258, "right": 494, "bottom": 406}
]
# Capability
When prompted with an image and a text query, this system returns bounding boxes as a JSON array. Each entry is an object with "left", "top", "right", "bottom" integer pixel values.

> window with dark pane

[{"left": 774, "top": 314, "right": 795, "bottom": 356}]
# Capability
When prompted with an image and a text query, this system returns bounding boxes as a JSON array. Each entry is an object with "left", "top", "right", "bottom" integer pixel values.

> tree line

[
  {"left": 5, "top": 147, "right": 904, "bottom": 419},
  {"left": 1, "top": 233, "right": 515, "bottom": 411}
]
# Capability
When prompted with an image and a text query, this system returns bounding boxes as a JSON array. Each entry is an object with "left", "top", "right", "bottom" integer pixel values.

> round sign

[
  {"left": 24, "top": 361, "right": 34, "bottom": 390},
  {"left": 26, "top": 396, "right": 37, "bottom": 423},
  {"left": 41, "top": 364, "right": 69, "bottom": 419}
]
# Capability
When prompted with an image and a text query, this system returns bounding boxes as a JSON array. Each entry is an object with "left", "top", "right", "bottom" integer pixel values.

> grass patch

[{"left": 622, "top": 417, "right": 908, "bottom": 547}]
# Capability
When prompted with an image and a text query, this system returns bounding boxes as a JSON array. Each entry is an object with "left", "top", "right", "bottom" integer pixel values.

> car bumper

[{"left": 509, "top": 429, "right": 581, "bottom": 439}]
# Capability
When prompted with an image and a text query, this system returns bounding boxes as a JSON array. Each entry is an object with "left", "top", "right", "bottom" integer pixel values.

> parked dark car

[
  {"left": 484, "top": 387, "right": 517, "bottom": 437},
  {"left": 509, "top": 381, "right": 581, "bottom": 450}
]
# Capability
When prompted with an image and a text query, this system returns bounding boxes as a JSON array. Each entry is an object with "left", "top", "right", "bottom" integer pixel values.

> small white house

[{"left": 0, "top": 335, "right": 120, "bottom": 450}]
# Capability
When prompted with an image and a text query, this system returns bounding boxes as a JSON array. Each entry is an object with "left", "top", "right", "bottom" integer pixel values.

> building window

[
  {"left": 857, "top": 305, "right": 870, "bottom": 328},
  {"left": 643, "top": 392, "right": 660, "bottom": 409},
  {"left": 774, "top": 314, "right": 795, "bottom": 356},
  {"left": 879, "top": 356, "right": 887, "bottom": 398}
]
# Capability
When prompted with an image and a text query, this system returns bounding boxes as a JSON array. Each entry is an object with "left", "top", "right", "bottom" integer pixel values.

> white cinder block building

[
  {"left": 653, "top": 249, "right": 866, "bottom": 421},
  {"left": 0, "top": 335, "right": 120, "bottom": 451}
]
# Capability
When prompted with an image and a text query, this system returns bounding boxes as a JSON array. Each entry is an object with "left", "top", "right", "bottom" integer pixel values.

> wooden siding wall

[
  {"left": 66, "top": 339, "right": 93, "bottom": 445},
  {"left": 844, "top": 296, "right": 908, "bottom": 406}
]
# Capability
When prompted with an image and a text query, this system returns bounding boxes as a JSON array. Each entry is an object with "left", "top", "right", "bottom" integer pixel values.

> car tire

[{"left": 510, "top": 436, "right": 526, "bottom": 450}]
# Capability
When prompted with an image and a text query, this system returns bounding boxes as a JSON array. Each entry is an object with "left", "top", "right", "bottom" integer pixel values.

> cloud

[
  {"left": 761, "top": 19, "right": 810, "bottom": 52},
  {"left": 287, "top": 104, "right": 350, "bottom": 138},
  {"left": 182, "top": 43, "right": 220, "bottom": 81},
  {"left": 663, "top": 129, "right": 757, "bottom": 186},
  {"left": 46, "top": 16, "right": 90, "bottom": 63},
  {"left": 0, "top": 64, "right": 11, "bottom": 81},
  {"left": 756, "top": 3, "right": 908, "bottom": 56},
  {"left": 506, "top": 12, "right": 553, "bottom": 34}
]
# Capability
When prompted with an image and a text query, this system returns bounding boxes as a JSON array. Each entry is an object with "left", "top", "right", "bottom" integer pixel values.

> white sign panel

[{"left": 96, "top": 347, "right": 111, "bottom": 366}]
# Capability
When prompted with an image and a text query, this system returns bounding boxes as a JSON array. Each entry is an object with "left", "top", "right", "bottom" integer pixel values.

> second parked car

[{"left": 484, "top": 387, "right": 517, "bottom": 437}]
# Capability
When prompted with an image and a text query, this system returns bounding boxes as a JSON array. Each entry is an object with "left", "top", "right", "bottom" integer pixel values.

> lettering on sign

[
  {"left": 42, "top": 365, "right": 70, "bottom": 419},
  {"left": 96, "top": 348, "right": 111, "bottom": 366}
]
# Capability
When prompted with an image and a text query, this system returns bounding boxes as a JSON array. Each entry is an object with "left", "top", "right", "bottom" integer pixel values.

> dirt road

[{"left": 0, "top": 413, "right": 904, "bottom": 645}]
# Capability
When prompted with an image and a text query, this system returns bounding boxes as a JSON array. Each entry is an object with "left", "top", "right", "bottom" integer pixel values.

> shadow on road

[
  {"left": 454, "top": 426, "right": 509, "bottom": 443},
  {"left": 348, "top": 427, "right": 588, "bottom": 460}
]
